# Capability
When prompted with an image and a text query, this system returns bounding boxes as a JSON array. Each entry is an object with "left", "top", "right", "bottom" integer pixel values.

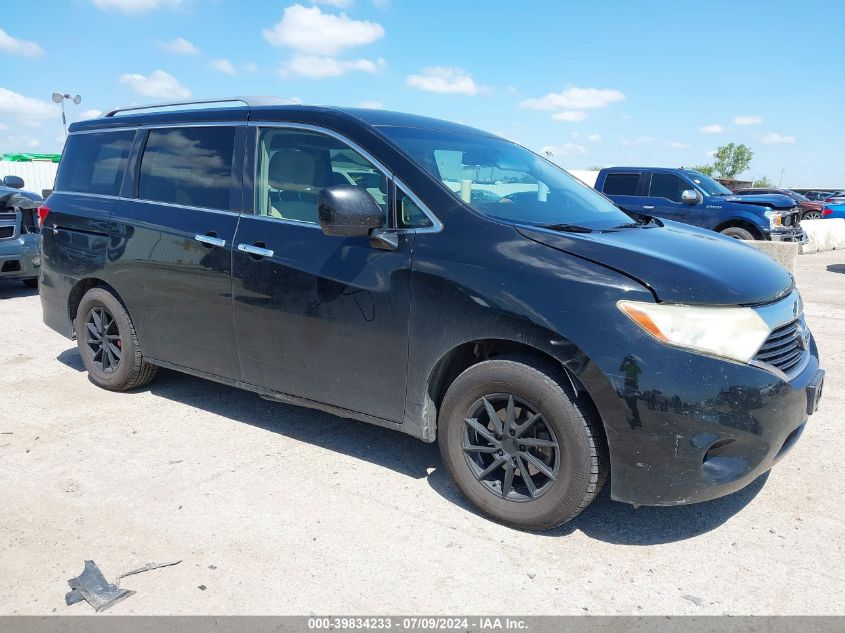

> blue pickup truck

[{"left": 595, "top": 167, "right": 805, "bottom": 241}]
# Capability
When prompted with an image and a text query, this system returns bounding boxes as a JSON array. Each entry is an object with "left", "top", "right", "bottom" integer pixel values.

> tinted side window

[
  {"left": 139, "top": 127, "right": 235, "bottom": 210},
  {"left": 55, "top": 131, "right": 135, "bottom": 196},
  {"left": 649, "top": 173, "right": 689, "bottom": 203},
  {"left": 255, "top": 128, "right": 387, "bottom": 225},
  {"left": 602, "top": 173, "right": 640, "bottom": 195},
  {"left": 397, "top": 190, "right": 433, "bottom": 228}
]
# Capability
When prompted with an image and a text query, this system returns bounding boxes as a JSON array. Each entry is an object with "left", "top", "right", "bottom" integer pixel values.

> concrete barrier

[
  {"left": 800, "top": 218, "right": 845, "bottom": 254},
  {"left": 746, "top": 240, "right": 799, "bottom": 273}
]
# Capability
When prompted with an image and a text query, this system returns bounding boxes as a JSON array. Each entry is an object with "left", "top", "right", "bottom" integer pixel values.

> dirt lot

[{"left": 1, "top": 251, "right": 843, "bottom": 615}]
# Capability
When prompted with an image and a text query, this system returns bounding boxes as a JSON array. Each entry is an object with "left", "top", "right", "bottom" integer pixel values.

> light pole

[
  {"left": 52, "top": 92, "right": 82, "bottom": 136},
  {"left": 779, "top": 168, "right": 785, "bottom": 187}
]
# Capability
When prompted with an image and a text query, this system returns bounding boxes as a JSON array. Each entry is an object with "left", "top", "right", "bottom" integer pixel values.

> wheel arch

[
  {"left": 67, "top": 277, "right": 120, "bottom": 337},
  {"left": 714, "top": 218, "right": 764, "bottom": 239}
]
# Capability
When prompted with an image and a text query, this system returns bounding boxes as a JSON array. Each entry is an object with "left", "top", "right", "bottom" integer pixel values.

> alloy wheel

[
  {"left": 462, "top": 393, "right": 560, "bottom": 501},
  {"left": 803, "top": 211, "right": 821, "bottom": 220},
  {"left": 85, "top": 306, "right": 122, "bottom": 374}
]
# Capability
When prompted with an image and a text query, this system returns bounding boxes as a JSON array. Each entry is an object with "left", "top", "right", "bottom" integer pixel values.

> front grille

[
  {"left": 753, "top": 318, "right": 806, "bottom": 375},
  {"left": 0, "top": 212, "right": 16, "bottom": 221},
  {"left": 0, "top": 226, "right": 14, "bottom": 239}
]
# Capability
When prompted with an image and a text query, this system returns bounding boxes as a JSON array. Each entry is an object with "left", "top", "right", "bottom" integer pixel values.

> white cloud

[
  {"left": 282, "top": 54, "right": 385, "bottom": 79},
  {"left": 700, "top": 124, "right": 723, "bottom": 134},
  {"left": 540, "top": 142, "right": 586, "bottom": 156},
  {"left": 406, "top": 67, "right": 480, "bottom": 95},
  {"left": 0, "top": 27, "right": 44, "bottom": 57},
  {"left": 210, "top": 59, "right": 236, "bottom": 75},
  {"left": 119, "top": 69, "right": 190, "bottom": 98},
  {"left": 78, "top": 109, "right": 103, "bottom": 120},
  {"left": 91, "top": 0, "right": 182, "bottom": 13},
  {"left": 242, "top": 62, "right": 258, "bottom": 73},
  {"left": 666, "top": 141, "right": 690, "bottom": 148},
  {"left": 311, "top": 0, "right": 354, "bottom": 6},
  {"left": 761, "top": 132, "right": 796, "bottom": 145},
  {"left": 263, "top": 4, "right": 384, "bottom": 56},
  {"left": 159, "top": 37, "right": 199, "bottom": 55},
  {"left": 551, "top": 110, "right": 587, "bottom": 122},
  {"left": 621, "top": 136, "right": 654, "bottom": 146},
  {"left": 505, "top": 85, "right": 518, "bottom": 95},
  {"left": 357, "top": 100, "right": 383, "bottom": 108},
  {"left": 520, "top": 87, "right": 625, "bottom": 111},
  {"left": 0, "top": 88, "right": 57, "bottom": 123},
  {"left": 733, "top": 115, "right": 762, "bottom": 126},
  {"left": 706, "top": 149, "right": 717, "bottom": 157},
  {"left": 587, "top": 134, "right": 602, "bottom": 142}
]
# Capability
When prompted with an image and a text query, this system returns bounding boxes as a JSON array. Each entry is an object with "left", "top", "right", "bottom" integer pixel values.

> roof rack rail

[{"left": 104, "top": 96, "right": 299, "bottom": 117}]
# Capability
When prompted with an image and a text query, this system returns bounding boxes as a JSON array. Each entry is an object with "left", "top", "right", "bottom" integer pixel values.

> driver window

[
  {"left": 255, "top": 128, "right": 388, "bottom": 224},
  {"left": 649, "top": 173, "right": 690, "bottom": 203}
]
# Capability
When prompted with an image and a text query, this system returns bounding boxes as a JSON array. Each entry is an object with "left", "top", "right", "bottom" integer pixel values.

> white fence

[{"left": 0, "top": 161, "right": 59, "bottom": 196}]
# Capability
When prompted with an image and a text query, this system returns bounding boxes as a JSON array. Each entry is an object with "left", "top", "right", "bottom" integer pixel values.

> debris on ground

[
  {"left": 65, "top": 559, "right": 182, "bottom": 612},
  {"left": 682, "top": 594, "right": 704, "bottom": 606}
]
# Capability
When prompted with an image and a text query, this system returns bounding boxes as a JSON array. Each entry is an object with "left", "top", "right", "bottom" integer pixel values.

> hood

[
  {"left": 516, "top": 220, "right": 794, "bottom": 306},
  {"left": 723, "top": 193, "right": 797, "bottom": 211}
]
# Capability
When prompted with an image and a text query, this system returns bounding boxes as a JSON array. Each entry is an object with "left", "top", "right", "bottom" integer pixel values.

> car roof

[{"left": 68, "top": 102, "right": 497, "bottom": 138}]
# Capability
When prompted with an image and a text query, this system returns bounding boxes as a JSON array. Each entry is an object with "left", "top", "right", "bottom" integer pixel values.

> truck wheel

[
  {"left": 720, "top": 226, "right": 756, "bottom": 240},
  {"left": 22, "top": 278, "right": 38, "bottom": 288},
  {"left": 75, "top": 287, "right": 157, "bottom": 391},
  {"left": 438, "top": 355, "right": 608, "bottom": 531}
]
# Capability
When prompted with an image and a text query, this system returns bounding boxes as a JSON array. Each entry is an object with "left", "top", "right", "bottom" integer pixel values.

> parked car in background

[
  {"left": 40, "top": 99, "right": 823, "bottom": 530},
  {"left": 0, "top": 175, "right": 42, "bottom": 288},
  {"left": 595, "top": 167, "right": 805, "bottom": 241},
  {"left": 805, "top": 191, "right": 833, "bottom": 201},
  {"left": 821, "top": 203, "right": 845, "bottom": 219},
  {"left": 823, "top": 191, "right": 845, "bottom": 205},
  {"left": 733, "top": 187, "right": 823, "bottom": 220}
]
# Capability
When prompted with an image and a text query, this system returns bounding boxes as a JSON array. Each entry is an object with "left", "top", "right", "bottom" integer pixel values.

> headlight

[
  {"left": 765, "top": 210, "right": 783, "bottom": 228},
  {"left": 617, "top": 300, "right": 771, "bottom": 363}
]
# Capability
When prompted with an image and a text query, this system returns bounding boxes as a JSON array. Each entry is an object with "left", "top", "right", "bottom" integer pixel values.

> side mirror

[
  {"left": 3, "top": 175, "right": 25, "bottom": 189},
  {"left": 318, "top": 185, "right": 384, "bottom": 237},
  {"left": 681, "top": 189, "right": 700, "bottom": 205}
]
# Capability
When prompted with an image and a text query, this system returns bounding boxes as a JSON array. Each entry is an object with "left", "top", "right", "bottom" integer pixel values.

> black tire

[
  {"left": 75, "top": 286, "right": 157, "bottom": 391},
  {"left": 438, "top": 355, "right": 608, "bottom": 531},
  {"left": 720, "top": 226, "right": 755, "bottom": 240},
  {"left": 22, "top": 278, "right": 38, "bottom": 288}
]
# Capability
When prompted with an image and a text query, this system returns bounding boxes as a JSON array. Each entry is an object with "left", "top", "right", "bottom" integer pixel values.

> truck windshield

[
  {"left": 378, "top": 126, "right": 633, "bottom": 230},
  {"left": 684, "top": 170, "right": 733, "bottom": 196}
]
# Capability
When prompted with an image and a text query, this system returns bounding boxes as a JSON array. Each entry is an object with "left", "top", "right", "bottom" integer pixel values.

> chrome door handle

[
  {"left": 195, "top": 234, "right": 226, "bottom": 248},
  {"left": 237, "top": 243, "right": 274, "bottom": 258},
  {"left": 643, "top": 205, "right": 655, "bottom": 210}
]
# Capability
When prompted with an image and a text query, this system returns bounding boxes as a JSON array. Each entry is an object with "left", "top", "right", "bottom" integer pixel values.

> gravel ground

[{"left": 0, "top": 251, "right": 843, "bottom": 615}]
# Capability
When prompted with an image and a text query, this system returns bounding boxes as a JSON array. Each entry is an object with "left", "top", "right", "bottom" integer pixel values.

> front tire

[
  {"left": 720, "top": 226, "right": 756, "bottom": 240},
  {"left": 75, "top": 287, "right": 157, "bottom": 391},
  {"left": 438, "top": 356, "right": 608, "bottom": 530}
]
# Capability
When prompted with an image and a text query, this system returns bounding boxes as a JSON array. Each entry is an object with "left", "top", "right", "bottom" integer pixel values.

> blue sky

[{"left": 1, "top": 0, "right": 842, "bottom": 186}]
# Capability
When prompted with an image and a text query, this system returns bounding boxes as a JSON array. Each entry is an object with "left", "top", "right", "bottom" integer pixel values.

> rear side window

[
  {"left": 55, "top": 131, "right": 135, "bottom": 196},
  {"left": 139, "top": 127, "right": 235, "bottom": 210},
  {"left": 649, "top": 172, "right": 690, "bottom": 203},
  {"left": 602, "top": 173, "right": 640, "bottom": 195}
]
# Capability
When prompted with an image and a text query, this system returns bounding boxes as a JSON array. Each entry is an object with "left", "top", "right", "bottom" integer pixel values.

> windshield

[
  {"left": 683, "top": 170, "right": 732, "bottom": 196},
  {"left": 378, "top": 126, "right": 633, "bottom": 229}
]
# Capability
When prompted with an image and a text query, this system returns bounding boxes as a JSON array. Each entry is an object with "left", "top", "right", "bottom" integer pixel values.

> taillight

[
  {"left": 824, "top": 198, "right": 833, "bottom": 202},
  {"left": 37, "top": 205, "right": 50, "bottom": 228},
  {"left": 822, "top": 207, "right": 833, "bottom": 216}
]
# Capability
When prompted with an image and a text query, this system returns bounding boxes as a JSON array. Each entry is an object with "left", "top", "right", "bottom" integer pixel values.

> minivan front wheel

[
  {"left": 438, "top": 356, "right": 607, "bottom": 530},
  {"left": 75, "top": 287, "right": 157, "bottom": 391}
]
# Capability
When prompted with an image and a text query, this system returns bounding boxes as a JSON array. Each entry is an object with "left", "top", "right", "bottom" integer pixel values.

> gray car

[
  {"left": 0, "top": 175, "right": 42, "bottom": 288},
  {"left": 823, "top": 190, "right": 845, "bottom": 205}
]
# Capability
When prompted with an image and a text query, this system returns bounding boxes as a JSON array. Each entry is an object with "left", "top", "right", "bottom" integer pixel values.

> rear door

[
  {"left": 600, "top": 171, "right": 646, "bottom": 214},
  {"left": 230, "top": 124, "right": 415, "bottom": 422},
  {"left": 108, "top": 123, "right": 245, "bottom": 380}
]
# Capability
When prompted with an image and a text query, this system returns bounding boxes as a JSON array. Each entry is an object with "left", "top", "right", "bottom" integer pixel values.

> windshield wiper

[{"left": 542, "top": 223, "right": 593, "bottom": 233}]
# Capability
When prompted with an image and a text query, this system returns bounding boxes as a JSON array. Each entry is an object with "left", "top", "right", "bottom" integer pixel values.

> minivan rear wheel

[
  {"left": 75, "top": 287, "right": 157, "bottom": 391},
  {"left": 720, "top": 226, "right": 755, "bottom": 240},
  {"left": 438, "top": 355, "right": 607, "bottom": 530}
]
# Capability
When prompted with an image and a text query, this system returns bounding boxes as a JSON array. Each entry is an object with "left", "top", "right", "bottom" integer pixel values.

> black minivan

[{"left": 40, "top": 98, "right": 824, "bottom": 530}]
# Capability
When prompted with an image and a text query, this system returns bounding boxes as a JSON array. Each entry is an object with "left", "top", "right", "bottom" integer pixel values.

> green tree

[
  {"left": 690, "top": 163, "right": 716, "bottom": 176},
  {"left": 752, "top": 175, "right": 775, "bottom": 188},
  {"left": 586, "top": 164, "right": 603, "bottom": 171},
  {"left": 712, "top": 143, "right": 754, "bottom": 179}
]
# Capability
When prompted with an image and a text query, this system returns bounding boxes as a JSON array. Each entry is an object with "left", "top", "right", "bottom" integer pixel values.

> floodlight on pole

[{"left": 53, "top": 92, "right": 82, "bottom": 136}]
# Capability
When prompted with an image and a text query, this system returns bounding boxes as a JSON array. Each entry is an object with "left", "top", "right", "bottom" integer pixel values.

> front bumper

[
  {"left": 581, "top": 330, "right": 822, "bottom": 506},
  {"left": 767, "top": 227, "right": 807, "bottom": 243},
  {"left": 0, "top": 234, "right": 40, "bottom": 280}
]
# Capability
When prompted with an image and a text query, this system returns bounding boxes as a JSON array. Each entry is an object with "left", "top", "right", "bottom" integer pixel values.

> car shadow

[
  {"left": 0, "top": 280, "right": 38, "bottom": 299},
  {"left": 55, "top": 349, "right": 768, "bottom": 543},
  {"left": 826, "top": 264, "right": 845, "bottom": 275}
]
